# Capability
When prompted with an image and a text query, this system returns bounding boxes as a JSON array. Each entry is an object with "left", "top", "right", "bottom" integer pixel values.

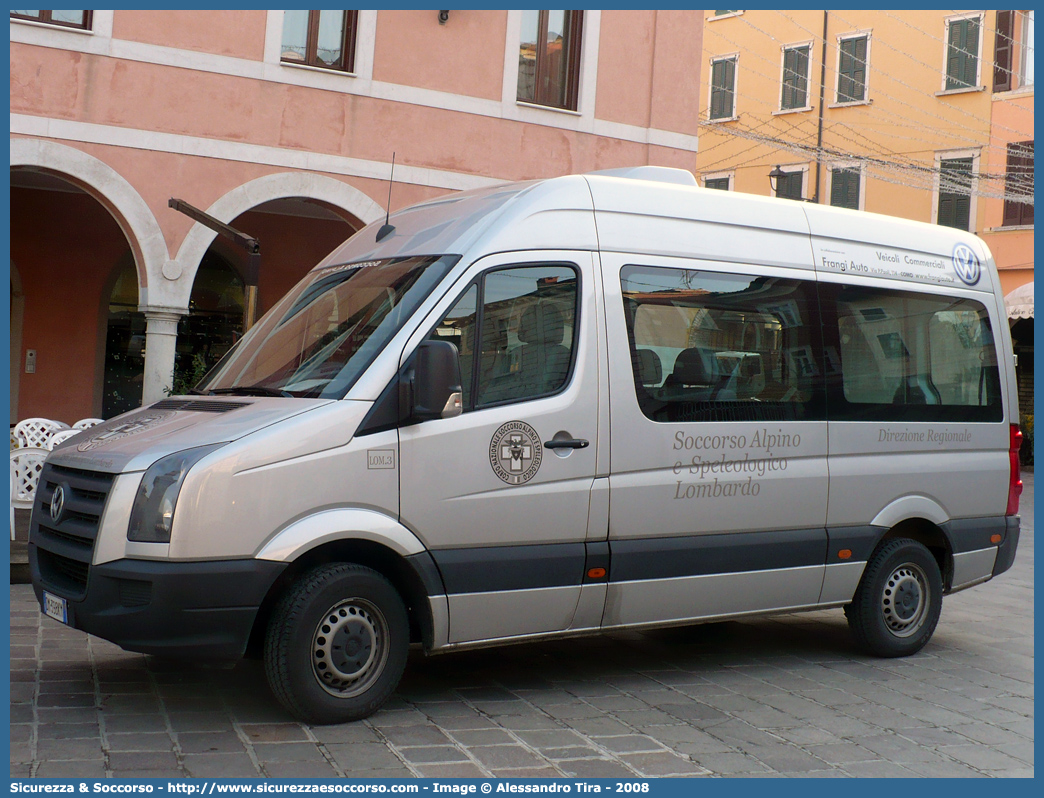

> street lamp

[{"left": 768, "top": 165, "right": 786, "bottom": 194}]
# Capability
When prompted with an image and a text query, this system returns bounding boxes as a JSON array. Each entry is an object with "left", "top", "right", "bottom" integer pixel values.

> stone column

[{"left": 141, "top": 308, "right": 185, "bottom": 405}]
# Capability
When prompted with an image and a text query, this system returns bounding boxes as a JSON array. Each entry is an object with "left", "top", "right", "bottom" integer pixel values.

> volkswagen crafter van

[{"left": 30, "top": 167, "right": 1023, "bottom": 724}]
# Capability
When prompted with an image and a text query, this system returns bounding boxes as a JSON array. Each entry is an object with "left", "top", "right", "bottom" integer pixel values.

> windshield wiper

[{"left": 209, "top": 385, "right": 294, "bottom": 398}]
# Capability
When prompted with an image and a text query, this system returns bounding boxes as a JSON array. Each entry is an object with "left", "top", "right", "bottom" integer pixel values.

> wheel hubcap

[
  {"left": 881, "top": 563, "right": 929, "bottom": 637},
  {"left": 311, "top": 599, "right": 389, "bottom": 697}
]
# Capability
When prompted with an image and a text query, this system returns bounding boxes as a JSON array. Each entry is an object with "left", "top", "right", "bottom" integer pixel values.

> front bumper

[{"left": 30, "top": 545, "right": 287, "bottom": 660}]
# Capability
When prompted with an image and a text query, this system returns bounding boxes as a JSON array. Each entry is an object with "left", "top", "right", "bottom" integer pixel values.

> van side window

[
  {"left": 428, "top": 284, "right": 478, "bottom": 408},
  {"left": 620, "top": 265, "right": 825, "bottom": 423},
  {"left": 430, "top": 264, "right": 579, "bottom": 410},
  {"left": 825, "top": 285, "right": 1002, "bottom": 422}
]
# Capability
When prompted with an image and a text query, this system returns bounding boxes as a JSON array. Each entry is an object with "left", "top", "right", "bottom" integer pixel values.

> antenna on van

[{"left": 376, "top": 153, "right": 396, "bottom": 243}]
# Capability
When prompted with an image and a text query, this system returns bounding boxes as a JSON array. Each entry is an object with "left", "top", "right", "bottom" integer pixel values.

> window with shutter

[
  {"left": 704, "top": 177, "right": 730, "bottom": 191},
  {"left": 837, "top": 36, "right": 867, "bottom": 102},
  {"left": 1003, "top": 141, "right": 1034, "bottom": 226},
  {"left": 946, "top": 18, "right": 980, "bottom": 90},
  {"left": 937, "top": 157, "right": 973, "bottom": 231},
  {"left": 781, "top": 46, "right": 810, "bottom": 110},
  {"left": 710, "top": 57, "right": 737, "bottom": 119},
  {"left": 830, "top": 168, "right": 860, "bottom": 210},
  {"left": 994, "top": 10, "right": 1015, "bottom": 92},
  {"left": 776, "top": 171, "right": 804, "bottom": 201}
]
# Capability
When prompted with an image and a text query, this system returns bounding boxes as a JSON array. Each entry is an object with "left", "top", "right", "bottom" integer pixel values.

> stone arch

[
  {"left": 9, "top": 138, "right": 169, "bottom": 304},
  {"left": 171, "top": 172, "right": 384, "bottom": 305}
]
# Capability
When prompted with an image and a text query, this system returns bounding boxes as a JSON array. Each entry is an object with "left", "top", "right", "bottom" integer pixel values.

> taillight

[{"left": 1007, "top": 424, "right": 1023, "bottom": 516}]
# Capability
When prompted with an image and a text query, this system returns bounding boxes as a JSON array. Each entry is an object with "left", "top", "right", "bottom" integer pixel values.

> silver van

[{"left": 30, "top": 168, "right": 1023, "bottom": 724}]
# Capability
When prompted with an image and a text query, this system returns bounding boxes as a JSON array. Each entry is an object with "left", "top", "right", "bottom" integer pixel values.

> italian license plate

[{"left": 42, "top": 591, "right": 68, "bottom": 624}]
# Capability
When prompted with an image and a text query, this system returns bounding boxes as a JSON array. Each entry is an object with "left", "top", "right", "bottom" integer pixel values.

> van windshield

[{"left": 199, "top": 255, "right": 458, "bottom": 399}]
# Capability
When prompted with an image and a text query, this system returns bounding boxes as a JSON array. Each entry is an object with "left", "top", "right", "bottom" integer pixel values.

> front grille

[
  {"left": 151, "top": 399, "right": 249, "bottom": 413},
  {"left": 31, "top": 464, "right": 116, "bottom": 600}
]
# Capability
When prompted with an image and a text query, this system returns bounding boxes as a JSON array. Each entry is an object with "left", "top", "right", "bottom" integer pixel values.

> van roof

[{"left": 319, "top": 168, "right": 996, "bottom": 293}]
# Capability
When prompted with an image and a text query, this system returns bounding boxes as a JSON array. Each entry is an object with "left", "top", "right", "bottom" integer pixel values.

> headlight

[{"left": 128, "top": 444, "right": 224, "bottom": 543}]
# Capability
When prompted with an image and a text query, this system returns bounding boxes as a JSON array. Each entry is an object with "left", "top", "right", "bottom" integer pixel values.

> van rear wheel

[
  {"left": 845, "top": 539, "right": 942, "bottom": 658},
  {"left": 264, "top": 563, "right": 408, "bottom": 724}
]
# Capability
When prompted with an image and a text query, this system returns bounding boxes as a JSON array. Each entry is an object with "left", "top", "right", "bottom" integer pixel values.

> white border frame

[
  {"left": 263, "top": 9, "right": 376, "bottom": 82},
  {"left": 707, "top": 53, "right": 739, "bottom": 122},
  {"left": 701, "top": 170, "right": 734, "bottom": 190},
  {"left": 831, "top": 30, "right": 872, "bottom": 107},
  {"left": 501, "top": 10, "right": 601, "bottom": 125},
  {"left": 931, "top": 148, "right": 980, "bottom": 231},
  {"left": 777, "top": 40, "right": 814, "bottom": 113},
  {"left": 707, "top": 11, "right": 744, "bottom": 22},
  {"left": 940, "top": 11, "right": 985, "bottom": 93}
]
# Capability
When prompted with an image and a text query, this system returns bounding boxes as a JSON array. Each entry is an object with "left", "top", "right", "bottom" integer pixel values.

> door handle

[{"left": 544, "top": 438, "right": 589, "bottom": 450}]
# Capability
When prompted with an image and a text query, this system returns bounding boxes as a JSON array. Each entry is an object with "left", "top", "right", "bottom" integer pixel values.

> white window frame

[
  {"left": 9, "top": 9, "right": 112, "bottom": 39},
  {"left": 264, "top": 10, "right": 376, "bottom": 81},
  {"left": 1019, "top": 9, "right": 1034, "bottom": 89},
  {"left": 707, "top": 53, "right": 740, "bottom": 123},
  {"left": 502, "top": 10, "right": 600, "bottom": 122},
  {"left": 772, "top": 163, "right": 809, "bottom": 201},
  {"left": 939, "top": 11, "right": 985, "bottom": 95},
  {"left": 831, "top": 30, "right": 872, "bottom": 107},
  {"left": 701, "top": 170, "right": 734, "bottom": 190},
  {"left": 707, "top": 11, "right": 744, "bottom": 22},
  {"left": 776, "top": 40, "right": 814, "bottom": 114},
  {"left": 825, "top": 160, "right": 865, "bottom": 211},
  {"left": 931, "top": 148, "right": 980, "bottom": 231}
]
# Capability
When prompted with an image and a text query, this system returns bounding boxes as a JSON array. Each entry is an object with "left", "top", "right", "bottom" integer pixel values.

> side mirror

[{"left": 405, "top": 340, "right": 463, "bottom": 423}]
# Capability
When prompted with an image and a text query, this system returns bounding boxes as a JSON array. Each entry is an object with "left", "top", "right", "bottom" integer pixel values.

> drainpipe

[{"left": 813, "top": 10, "right": 828, "bottom": 203}]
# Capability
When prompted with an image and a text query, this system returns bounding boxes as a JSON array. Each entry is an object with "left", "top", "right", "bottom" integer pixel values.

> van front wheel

[
  {"left": 264, "top": 563, "right": 409, "bottom": 724},
  {"left": 845, "top": 539, "right": 942, "bottom": 658}
]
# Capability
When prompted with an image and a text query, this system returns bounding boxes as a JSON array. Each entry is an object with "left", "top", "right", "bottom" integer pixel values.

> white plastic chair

[
  {"left": 48, "top": 429, "right": 81, "bottom": 450},
  {"left": 13, "top": 418, "right": 70, "bottom": 449},
  {"left": 10, "top": 467, "right": 16, "bottom": 541},
  {"left": 10, "top": 447, "right": 48, "bottom": 510},
  {"left": 73, "top": 418, "right": 104, "bottom": 430}
]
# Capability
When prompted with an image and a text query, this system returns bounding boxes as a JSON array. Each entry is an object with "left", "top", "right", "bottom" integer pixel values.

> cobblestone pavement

[{"left": 10, "top": 476, "right": 1033, "bottom": 779}]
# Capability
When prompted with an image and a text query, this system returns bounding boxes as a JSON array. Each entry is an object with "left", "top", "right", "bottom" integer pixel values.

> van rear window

[{"left": 824, "top": 285, "right": 1003, "bottom": 422}]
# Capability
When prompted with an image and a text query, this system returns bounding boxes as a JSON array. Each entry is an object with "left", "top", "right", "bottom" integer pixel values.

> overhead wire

[{"left": 697, "top": 11, "right": 1034, "bottom": 205}]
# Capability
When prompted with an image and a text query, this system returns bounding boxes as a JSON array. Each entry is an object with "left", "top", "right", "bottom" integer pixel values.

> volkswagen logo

[
  {"left": 49, "top": 484, "right": 66, "bottom": 524},
  {"left": 952, "top": 243, "right": 981, "bottom": 286}
]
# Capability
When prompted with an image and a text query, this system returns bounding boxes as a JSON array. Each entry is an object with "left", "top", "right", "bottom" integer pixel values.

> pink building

[{"left": 10, "top": 10, "right": 705, "bottom": 423}]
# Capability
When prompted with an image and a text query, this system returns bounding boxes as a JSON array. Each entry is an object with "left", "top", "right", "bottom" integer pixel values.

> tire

[
  {"left": 264, "top": 563, "right": 409, "bottom": 724},
  {"left": 845, "top": 538, "right": 943, "bottom": 657}
]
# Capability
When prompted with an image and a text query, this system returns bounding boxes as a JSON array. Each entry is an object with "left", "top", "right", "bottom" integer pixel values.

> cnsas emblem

[
  {"left": 952, "top": 243, "right": 981, "bottom": 286},
  {"left": 489, "top": 421, "right": 543, "bottom": 485}
]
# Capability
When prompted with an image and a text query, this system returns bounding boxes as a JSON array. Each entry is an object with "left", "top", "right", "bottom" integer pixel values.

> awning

[{"left": 1005, "top": 281, "right": 1034, "bottom": 320}]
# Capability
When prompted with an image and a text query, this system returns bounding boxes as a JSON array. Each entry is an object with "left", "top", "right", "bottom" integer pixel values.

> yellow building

[{"left": 696, "top": 10, "right": 1034, "bottom": 417}]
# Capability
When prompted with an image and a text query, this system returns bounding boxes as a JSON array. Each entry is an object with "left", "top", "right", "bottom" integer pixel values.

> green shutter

[
  {"left": 710, "top": 58, "right": 735, "bottom": 119},
  {"left": 705, "top": 177, "right": 730, "bottom": 190},
  {"left": 781, "top": 46, "right": 809, "bottom": 109},
  {"left": 938, "top": 157, "right": 973, "bottom": 230},
  {"left": 830, "top": 168, "right": 860, "bottom": 210},
  {"left": 946, "top": 19, "right": 979, "bottom": 90},
  {"left": 777, "top": 171, "right": 803, "bottom": 200},
  {"left": 838, "top": 36, "right": 867, "bottom": 102},
  {"left": 710, "top": 61, "right": 724, "bottom": 118}
]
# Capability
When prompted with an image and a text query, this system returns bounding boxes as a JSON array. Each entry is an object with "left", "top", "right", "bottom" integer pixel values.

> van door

[
  {"left": 398, "top": 252, "right": 604, "bottom": 644},
  {"left": 601, "top": 254, "right": 830, "bottom": 628}
]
